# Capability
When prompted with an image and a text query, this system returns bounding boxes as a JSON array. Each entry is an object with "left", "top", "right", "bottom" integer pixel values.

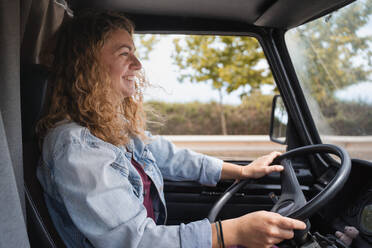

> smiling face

[{"left": 100, "top": 28, "right": 142, "bottom": 99}]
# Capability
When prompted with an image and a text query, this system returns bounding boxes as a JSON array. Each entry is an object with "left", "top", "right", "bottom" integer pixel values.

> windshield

[{"left": 285, "top": 0, "right": 372, "bottom": 160}]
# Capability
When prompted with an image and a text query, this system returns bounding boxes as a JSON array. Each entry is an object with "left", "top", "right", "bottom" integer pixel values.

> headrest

[{"left": 21, "top": 64, "right": 49, "bottom": 141}]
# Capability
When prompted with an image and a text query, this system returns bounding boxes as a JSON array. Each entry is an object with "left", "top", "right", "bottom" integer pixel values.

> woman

[{"left": 36, "top": 10, "right": 306, "bottom": 248}]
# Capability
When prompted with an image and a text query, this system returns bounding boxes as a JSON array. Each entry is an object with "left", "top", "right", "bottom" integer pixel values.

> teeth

[{"left": 125, "top": 76, "right": 135, "bottom": 81}]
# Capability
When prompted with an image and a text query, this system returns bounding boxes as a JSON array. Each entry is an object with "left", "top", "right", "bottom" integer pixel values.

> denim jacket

[{"left": 37, "top": 122, "right": 223, "bottom": 248}]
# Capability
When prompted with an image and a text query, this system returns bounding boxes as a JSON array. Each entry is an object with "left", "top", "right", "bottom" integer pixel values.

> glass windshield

[{"left": 285, "top": 0, "right": 372, "bottom": 160}]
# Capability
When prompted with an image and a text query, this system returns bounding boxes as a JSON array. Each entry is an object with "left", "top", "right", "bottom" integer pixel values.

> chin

[{"left": 121, "top": 90, "right": 135, "bottom": 99}]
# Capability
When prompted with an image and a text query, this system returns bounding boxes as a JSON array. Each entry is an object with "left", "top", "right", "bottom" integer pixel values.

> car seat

[{"left": 21, "top": 64, "right": 66, "bottom": 248}]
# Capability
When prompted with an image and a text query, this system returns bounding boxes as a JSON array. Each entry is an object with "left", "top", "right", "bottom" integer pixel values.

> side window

[
  {"left": 285, "top": 0, "right": 372, "bottom": 161},
  {"left": 135, "top": 34, "right": 284, "bottom": 160}
]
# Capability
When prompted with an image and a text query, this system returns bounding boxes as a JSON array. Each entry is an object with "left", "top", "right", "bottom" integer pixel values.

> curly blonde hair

[{"left": 37, "top": 10, "right": 147, "bottom": 147}]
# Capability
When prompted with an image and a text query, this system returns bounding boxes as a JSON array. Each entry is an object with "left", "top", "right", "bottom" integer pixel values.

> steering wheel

[{"left": 208, "top": 144, "right": 351, "bottom": 225}]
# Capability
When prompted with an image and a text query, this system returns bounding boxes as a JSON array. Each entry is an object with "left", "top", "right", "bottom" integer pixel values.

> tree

[
  {"left": 285, "top": 1, "right": 372, "bottom": 135},
  {"left": 172, "top": 36, "right": 274, "bottom": 134},
  {"left": 134, "top": 34, "right": 160, "bottom": 61},
  {"left": 286, "top": 1, "right": 372, "bottom": 109}
]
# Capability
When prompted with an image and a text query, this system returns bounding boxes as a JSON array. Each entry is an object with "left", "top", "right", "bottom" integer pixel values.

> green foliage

[
  {"left": 285, "top": 1, "right": 372, "bottom": 136},
  {"left": 327, "top": 101, "right": 372, "bottom": 135},
  {"left": 134, "top": 34, "right": 160, "bottom": 60},
  {"left": 145, "top": 97, "right": 371, "bottom": 136},
  {"left": 145, "top": 93, "right": 274, "bottom": 135},
  {"left": 172, "top": 36, "right": 273, "bottom": 97},
  {"left": 287, "top": 2, "right": 372, "bottom": 106}
]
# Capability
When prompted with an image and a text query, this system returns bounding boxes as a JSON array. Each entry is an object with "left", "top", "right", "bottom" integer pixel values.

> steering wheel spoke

[
  {"left": 271, "top": 158, "right": 307, "bottom": 216},
  {"left": 273, "top": 144, "right": 351, "bottom": 220}
]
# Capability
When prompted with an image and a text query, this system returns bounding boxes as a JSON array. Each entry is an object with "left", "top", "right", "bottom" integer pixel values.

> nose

[{"left": 130, "top": 54, "right": 142, "bottom": 70}]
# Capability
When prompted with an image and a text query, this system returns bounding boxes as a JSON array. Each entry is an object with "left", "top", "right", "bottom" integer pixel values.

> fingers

[
  {"left": 266, "top": 165, "right": 284, "bottom": 173},
  {"left": 261, "top": 237, "right": 283, "bottom": 247},
  {"left": 275, "top": 228, "right": 294, "bottom": 240},
  {"left": 277, "top": 216, "right": 307, "bottom": 230},
  {"left": 270, "top": 237, "right": 284, "bottom": 245},
  {"left": 238, "top": 211, "right": 304, "bottom": 247},
  {"left": 245, "top": 151, "right": 283, "bottom": 179},
  {"left": 269, "top": 151, "right": 282, "bottom": 159},
  {"left": 267, "top": 151, "right": 283, "bottom": 173},
  {"left": 264, "top": 225, "right": 293, "bottom": 240},
  {"left": 266, "top": 151, "right": 282, "bottom": 166},
  {"left": 264, "top": 216, "right": 306, "bottom": 244}
]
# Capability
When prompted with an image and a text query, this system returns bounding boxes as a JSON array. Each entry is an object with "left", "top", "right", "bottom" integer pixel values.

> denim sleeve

[
  {"left": 52, "top": 136, "right": 212, "bottom": 248},
  {"left": 147, "top": 135, "right": 223, "bottom": 186}
]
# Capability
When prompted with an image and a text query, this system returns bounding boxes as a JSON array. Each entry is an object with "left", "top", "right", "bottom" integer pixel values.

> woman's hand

[
  {"left": 220, "top": 151, "right": 283, "bottom": 180},
  {"left": 241, "top": 151, "right": 283, "bottom": 179},
  {"left": 234, "top": 211, "right": 306, "bottom": 247},
  {"left": 212, "top": 211, "right": 307, "bottom": 248}
]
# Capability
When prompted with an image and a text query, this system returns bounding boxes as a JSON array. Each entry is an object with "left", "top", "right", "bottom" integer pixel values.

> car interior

[{"left": 0, "top": 0, "right": 371, "bottom": 247}]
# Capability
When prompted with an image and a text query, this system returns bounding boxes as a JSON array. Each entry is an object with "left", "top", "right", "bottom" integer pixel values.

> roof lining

[{"left": 68, "top": 0, "right": 356, "bottom": 30}]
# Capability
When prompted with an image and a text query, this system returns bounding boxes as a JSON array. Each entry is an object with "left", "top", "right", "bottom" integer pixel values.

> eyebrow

[{"left": 114, "top": 44, "right": 136, "bottom": 52}]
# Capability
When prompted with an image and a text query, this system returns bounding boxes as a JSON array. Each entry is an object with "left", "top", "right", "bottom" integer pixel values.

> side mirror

[{"left": 270, "top": 95, "right": 287, "bottom": 144}]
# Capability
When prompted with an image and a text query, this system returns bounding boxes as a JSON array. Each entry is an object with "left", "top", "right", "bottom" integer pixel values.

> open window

[{"left": 136, "top": 34, "right": 286, "bottom": 162}]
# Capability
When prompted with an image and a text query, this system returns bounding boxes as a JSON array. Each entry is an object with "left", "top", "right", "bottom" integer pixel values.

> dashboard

[{"left": 315, "top": 161, "right": 372, "bottom": 247}]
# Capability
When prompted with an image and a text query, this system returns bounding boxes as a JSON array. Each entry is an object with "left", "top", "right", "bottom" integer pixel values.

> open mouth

[{"left": 122, "top": 76, "right": 135, "bottom": 82}]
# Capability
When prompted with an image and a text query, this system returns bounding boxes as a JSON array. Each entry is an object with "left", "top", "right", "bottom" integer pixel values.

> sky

[
  {"left": 138, "top": 13, "right": 372, "bottom": 105},
  {"left": 140, "top": 35, "right": 274, "bottom": 105}
]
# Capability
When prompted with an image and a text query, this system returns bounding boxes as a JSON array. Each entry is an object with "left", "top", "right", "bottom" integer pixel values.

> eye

[{"left": 120, "top": 52, "right": 129, "bottom": 56}]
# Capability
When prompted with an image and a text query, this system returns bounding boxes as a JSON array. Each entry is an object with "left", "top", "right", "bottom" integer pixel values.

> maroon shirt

[{"left": 131, "top": 157, "right": 156, "bottom": 221}]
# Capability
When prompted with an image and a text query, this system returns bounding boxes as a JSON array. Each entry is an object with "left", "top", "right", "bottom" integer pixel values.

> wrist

[
  {"left": 240, "top": 164, "right": 251, "bottom": 179},
  {"left": 221, "top": 218, "right": 241, "bottom": 246},
  {"left": 239, "top": 166, "right": 244, "bottom": 179},
  {"left": 221, "top": 162, "right": 246, "bottom": 180}
]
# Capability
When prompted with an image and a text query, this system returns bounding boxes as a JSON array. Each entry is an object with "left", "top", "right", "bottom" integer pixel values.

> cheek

[
  {"left": 110, "top": 63, "right": 125, "bottom": 77},
  {"left": 106, "top": 57, "right": 126, "bottom": 74}
]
